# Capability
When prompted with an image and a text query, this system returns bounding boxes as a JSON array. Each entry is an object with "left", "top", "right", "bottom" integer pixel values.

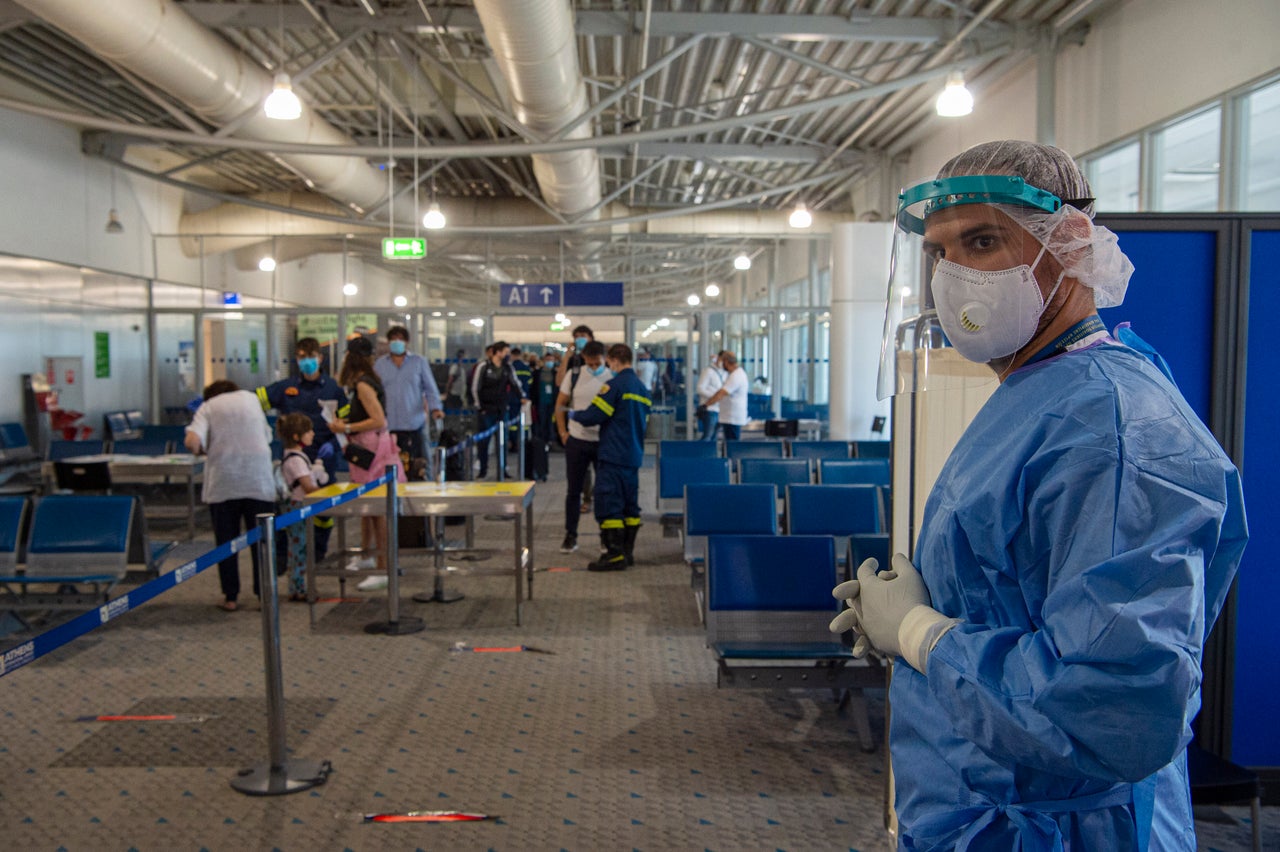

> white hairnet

[{"left": 937, "top": 140, "right": 1134, "bottom": 308}]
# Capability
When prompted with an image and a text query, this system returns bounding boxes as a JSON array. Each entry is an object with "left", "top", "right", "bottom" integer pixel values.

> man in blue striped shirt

[{"left": 374, "top": 325, "right": 443, "bottom": 480}]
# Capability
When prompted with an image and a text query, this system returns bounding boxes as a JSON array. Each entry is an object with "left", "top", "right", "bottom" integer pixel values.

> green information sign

[
  {"left": 94, "top": 331, "right": 110, "bottom": 378},
  {"left": 382, "top": 237, "right": 426, "bottom": 259},
  {"left": 249, "top": 340, "right": 259, "bottom": 374}
]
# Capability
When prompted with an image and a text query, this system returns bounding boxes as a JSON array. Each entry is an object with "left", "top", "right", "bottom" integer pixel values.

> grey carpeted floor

[{"left": 0, "top": 451, "right": 1273, "bottom": 851}]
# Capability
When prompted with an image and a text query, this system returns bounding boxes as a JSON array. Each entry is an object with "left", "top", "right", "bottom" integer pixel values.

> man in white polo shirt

[
  {"left": 555, "top": 340, "right": 611, "bottom": 553},
  {"left": 702, "top": 350, "right": 748, "bottom": 441}
]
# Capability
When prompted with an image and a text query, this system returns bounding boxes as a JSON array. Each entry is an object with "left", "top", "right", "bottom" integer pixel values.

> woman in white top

[
  {"left": 695, "top": 354, "right": 724, "bottom": 442},
  {"left": 703, "top": 351, "right": 749, "bottom": 441},
  {"left": 184, "top": 379, "right": 275, "bottom": 611}
]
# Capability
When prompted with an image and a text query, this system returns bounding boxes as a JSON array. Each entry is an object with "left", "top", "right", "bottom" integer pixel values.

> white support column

[{"left": 829, "top": 222, "right": 893, "bottom": 440}]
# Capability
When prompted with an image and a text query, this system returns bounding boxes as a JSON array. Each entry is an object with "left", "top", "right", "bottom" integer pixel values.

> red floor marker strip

[{"left": 74, "top": 714, "right": 217, "bottom": 723}]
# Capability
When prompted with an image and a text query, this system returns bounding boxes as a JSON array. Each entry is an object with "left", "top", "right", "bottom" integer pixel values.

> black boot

[
  {"left": 588, "top": 527, "right": 627, "bottom": 572},
  {"left": 623, "top": 522, "right": 640, "bottom": 566}
]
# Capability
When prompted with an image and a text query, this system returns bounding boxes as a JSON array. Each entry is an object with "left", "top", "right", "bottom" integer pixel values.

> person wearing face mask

[
  {"left": 470, "top": 340, "right": 522, "bottom": 479},
  {"left": 831, "top": 141, "right": 1247, "bottom": 851},
  {"left": 566, "top": 343, "right": 650, "bottom": 570},
  {"left": 257, "top": 336, "right": 348, "bottom": 562},
  {"left": 555, "top": 325, "right": 596, "bottom": 508},
  {"left": 554, "top": 340, "right": 611, "bottom": 553},
  {"left": 374, "top": 325, "right": 443, "bottom": 481},
  {"left": 694, "top": 352, "right": 724, "bottom": 442}
]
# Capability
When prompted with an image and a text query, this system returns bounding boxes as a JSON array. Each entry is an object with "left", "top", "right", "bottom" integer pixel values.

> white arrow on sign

[{"left": 539, "top": 286, "right": 555, "bottom": 304}]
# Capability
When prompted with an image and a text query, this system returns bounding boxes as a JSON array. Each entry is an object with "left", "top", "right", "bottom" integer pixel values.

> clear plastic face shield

[{"left": 876, "top": 176, "right": 1065, "bottom": 399}]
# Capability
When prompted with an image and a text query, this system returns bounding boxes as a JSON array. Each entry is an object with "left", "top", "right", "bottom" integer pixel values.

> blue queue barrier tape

[
  {"left": 1, "top": 470, "right": 395, "bottom": 679},
  {"left": 274, "top": 470, "right": 394, "bottom": 531}
]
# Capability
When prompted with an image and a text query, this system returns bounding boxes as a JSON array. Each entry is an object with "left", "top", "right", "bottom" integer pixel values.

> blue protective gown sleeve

[{"left": 894, "top": 343, "right": 1246, "bottom": 850}]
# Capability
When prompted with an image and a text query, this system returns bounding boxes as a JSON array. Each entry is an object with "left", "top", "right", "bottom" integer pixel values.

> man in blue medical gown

[{"left": 833, "top": 140, "right": 1247, "bottom": 850}]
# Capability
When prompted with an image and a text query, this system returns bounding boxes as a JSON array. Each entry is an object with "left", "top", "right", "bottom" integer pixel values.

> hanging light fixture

[
  {"left": 343, "top": 282, "right": 358, "bottom": 297},
  {"left": 734, "top": 253, "right": 752, "bottom": 271},
  {"left": 422, "top": 201, "right": 446, "bottom": 230},
  {"left": 788, "top": 202, "right": 812, "bottom": 229},
  {"left": 393, "top": 295, "right": 408, "bottom": 307},
  {"left": 687, "top": 294, "right": 701, "bottom": 306},
  {"left": 263, "top": 3, "right": 301, "bottom": 120},
  {"left": 936, "top": 70, "right": 974, "bottom": 117},
  {"left": 105, "top": 167, "right": 124, "bottom": 234},
  {"left": 705, "top": 283, "right": 720, "bottom": 298},
  {"left": 258, "top": 256, "right": 277, "bottom": 272}
]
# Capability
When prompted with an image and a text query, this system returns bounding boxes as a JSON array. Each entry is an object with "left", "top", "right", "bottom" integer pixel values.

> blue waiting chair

[
  {"left": 788, "top": 440, "right": 851, "bottom": 461},
  {"left": 738, "top": 458, "right": 812, "bottom": 491},
  {"left": 705, "top": 533, "right": 882, "bottom": 750},
  {"left": 725, "top": 440, "right": 785, "bottom": 461},
  {"left": 685, "top": 484, "right": 779, "bottom": 613},
  {"left": 853, "top": 440, "right": 891, "bottom": 459},
  {"left": 111, "top": 438, "right": 172, "bottom": 456},
  {"left": 657, "top": 455, "right": 730, "bottom": 516},
  {"left": 0, "top": 422, "right": 38, "bottom": 463},
  {"left": 819, "top": 459, "right": 890, "bottom": 487},
  {"left": 658, "top": 440, "right": 720, "bottom": 460},
  {"left": 787, "top": 485, "right": 884, "bottom": 569},
  {"left": 48, "top": 439, "right": 106, "bottom": 461},
  {"left": 141, "top": 424, "right": 188, "bottom": 446},
  {"left": 0, "top": 496, "right": 30, "bottom": 571},
  {"left": 849, "top": 533, "right": 890, "bottom": 575}
]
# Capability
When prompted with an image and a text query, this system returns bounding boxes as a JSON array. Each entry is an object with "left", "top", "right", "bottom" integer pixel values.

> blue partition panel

[
  {"left": 1098, "top": 229, "right": 1218, "bottom": 425},
  {"left": 1236, "top": 228, "right": 1280, "bottom": 766}
]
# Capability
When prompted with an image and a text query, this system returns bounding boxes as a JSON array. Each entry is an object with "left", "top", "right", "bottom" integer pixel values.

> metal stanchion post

[
  {"left": 232, "top": 514, "right": 331, "bottom": 796},
  {"left": 497, "top": 418, "right": 507, "bottom": 482},
  {"left": 517, "top": 407, "right": 526, "bottom": 480},
  {"left": 415, "top": 444, "right": 465, "bottom": 605},
  {"left": 365, "top": 467, "right": 424, "bottom": 635}
]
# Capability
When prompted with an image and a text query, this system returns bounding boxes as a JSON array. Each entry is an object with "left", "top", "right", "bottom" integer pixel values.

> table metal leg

[
  {"left": 514, "top": 509, "right": 523, "bottom": 626},
  {"left": 526, "top": 501, "right": 534, "bottom": 599},
  {"left": 412, "top": 514, "right": 464, "bottom": 604}
]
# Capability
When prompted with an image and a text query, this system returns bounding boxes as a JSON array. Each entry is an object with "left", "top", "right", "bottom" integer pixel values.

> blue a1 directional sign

[
  {"left": 501, "top": 283, "right": 562, "bottom": 307},
  {"left": 564, "top": 281, "right": 624, "bottom": 307}
]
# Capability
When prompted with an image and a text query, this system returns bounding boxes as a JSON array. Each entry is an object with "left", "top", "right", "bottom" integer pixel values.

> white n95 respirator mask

[{"left": 930, "top": 246, "right": 1061, "bottom": 364}]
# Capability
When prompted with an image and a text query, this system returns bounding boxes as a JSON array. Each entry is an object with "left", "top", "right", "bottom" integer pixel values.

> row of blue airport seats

[
  {"left": 0, "top": 494, "right": 177, "bottom": 625},
  {"left": 700, "top": 527, "right": 885, "bottom": 751},
  {"left": 659, "top": 438, "right": 889, "bottom": 461},
  {"left": 657, "top": 454, "right": 890, "bottom": 517}
]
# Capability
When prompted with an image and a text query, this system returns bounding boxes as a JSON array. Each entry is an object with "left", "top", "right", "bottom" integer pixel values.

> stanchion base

[
  {"left": 413, "top": 589, "right": 465, "bottom": 604},
  {"left": 231, "top": 758, "right": 332, "bottom": 796},
  {"left": 364, "top": 616, "right": 426, "bottom": 635}
]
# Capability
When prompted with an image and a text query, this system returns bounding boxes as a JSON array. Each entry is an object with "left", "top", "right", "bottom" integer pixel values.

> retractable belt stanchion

[
  {"left": 517, "top": 407, "right": 526, "bottom": 481},
  {"left": 365, "top": 466, "right": 425, "bottom": 635},
  {"left": 232, "top": 514, "right": 332, "bottom": 796},
  {"left": 497, "top": 417, "right": 507, "bottom": 482},
  {"left": 414, "top": 447, "right": 464, "bottom": 604}
]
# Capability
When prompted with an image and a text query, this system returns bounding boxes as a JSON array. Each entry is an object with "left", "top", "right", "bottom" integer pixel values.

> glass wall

[
  {"left": 1152, "top": 107, "right": 1221, "bottom": 212},
  {"left": 1087, "top": 141, "right": 1141, "bottom": 212},
  {"left": 1242, "top": 78, "right": 1280, "bottom": 211}
]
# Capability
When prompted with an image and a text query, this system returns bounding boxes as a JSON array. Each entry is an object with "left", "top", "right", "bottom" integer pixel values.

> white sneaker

[
  {"left": 357, "top": 574, "right": 389, "bottom": 591},
  {"left": 346, "top": 556, "right": 377, "bottom": 571}
]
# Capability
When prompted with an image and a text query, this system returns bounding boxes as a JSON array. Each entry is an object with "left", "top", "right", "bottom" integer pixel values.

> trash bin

[{"left": 646, "top": 405, "right": 675, "bottom": 441}]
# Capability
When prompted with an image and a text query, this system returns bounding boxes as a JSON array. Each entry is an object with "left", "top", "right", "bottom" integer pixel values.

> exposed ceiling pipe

[
  {"left": 13, "top": 0, "right": 416, "bottom": 222},
  {"left": 472, "top": 0, "right": 603, "bottom": 221}
]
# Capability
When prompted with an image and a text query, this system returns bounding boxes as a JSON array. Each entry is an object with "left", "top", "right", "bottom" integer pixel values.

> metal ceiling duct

[
  {"left": 472, "top": 0, "right": 602, "bottom": 221},
  {"left": 13, "top": 0, "right": 414, "bottom": 221}
]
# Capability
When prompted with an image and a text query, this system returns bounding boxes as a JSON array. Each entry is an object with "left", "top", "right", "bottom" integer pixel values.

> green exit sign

[
  {"left": 549, "top": 321, "right": 567, "bottom": 332},
  {"left": 382, "top": 237, "right": 426, "bottom": 259}
]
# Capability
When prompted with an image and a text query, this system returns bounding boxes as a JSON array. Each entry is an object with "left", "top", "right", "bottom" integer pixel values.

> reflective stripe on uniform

[
  {"left": 600, "top": 518, "right": 624, "bottom": 530},
  {"left": 313, "top": 516, "right": 334, "bottom": 529},
  {"left": 255, "top": 386, "right": 270, "bottom": 411},
  {"left": 621, "top": 393, "right": 652, "bottom": 407},
  {"left": 592, "top": 396, "right": 615, "bottom": 416},
  {"left": 337, "top": 403, "right": 351, "bottom": 418},
  {"left": 624, "top": 517, "right": 643, "bottom": 527}
]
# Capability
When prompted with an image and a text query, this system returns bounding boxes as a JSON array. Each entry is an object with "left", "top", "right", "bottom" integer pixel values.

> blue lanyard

[{"left": 1022, "top": 315, "right": 1107, "bottom": 367}]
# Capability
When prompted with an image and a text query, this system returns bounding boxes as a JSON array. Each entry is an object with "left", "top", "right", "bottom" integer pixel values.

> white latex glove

[
  {"left": 829, "top": 559, "right": 875, "bottom": 657},
  {"left": 311, "top": 461, "right": 330, "bottom": 486},
  {"left": 855, "top": 553, "right": 960, "bottom": 673}
]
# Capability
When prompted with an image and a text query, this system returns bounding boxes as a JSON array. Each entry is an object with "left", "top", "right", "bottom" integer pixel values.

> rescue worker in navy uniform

[
  {"left": 257, "top": 336, "right": 347, "bottom": 560},
  {"left": 568, "top": 343, "right": 651, "bottom": 571}
]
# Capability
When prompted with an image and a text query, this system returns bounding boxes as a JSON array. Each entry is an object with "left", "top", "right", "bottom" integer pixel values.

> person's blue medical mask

[
  {"left": 930, "top": 245, "right": 1063, "bottom": 364},
  {"left": 388, "top": 340, "right": 407, "bottom": 356},
  {"left": 574, "top": 337, "right": 587, "bottom": 351},
  {"left": 297, "top": 357, "right": 319, "bottom": 375},
  {"left": 591, "top": 364, "right": 607, "bottom": 377}
]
